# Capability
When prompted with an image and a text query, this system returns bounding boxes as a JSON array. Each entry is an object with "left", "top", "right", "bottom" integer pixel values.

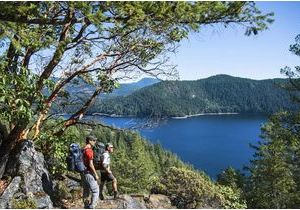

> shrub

[
  {"left": 151, "top": 167, "right": 224, "bottom": 208},
  {"left": 217, "top": 185, "right": 247, "bottom": 209},
  {"left": 152, "top": 167, "right": 247, "bottom": 209}
]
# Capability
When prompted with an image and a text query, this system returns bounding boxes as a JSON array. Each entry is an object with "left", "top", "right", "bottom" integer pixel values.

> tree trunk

[{"left": 0, "top": 124, "right": 26, "bottom": 178}]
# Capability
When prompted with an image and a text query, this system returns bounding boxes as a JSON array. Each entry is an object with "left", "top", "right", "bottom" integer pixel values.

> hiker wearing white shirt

[{"left": 99, "top": 143, "right": 118, "bottom": 200}]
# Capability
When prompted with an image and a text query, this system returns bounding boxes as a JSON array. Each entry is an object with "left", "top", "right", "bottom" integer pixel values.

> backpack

[
  {"left": 66, "top": 143, "right": 87, "bottom": 173},
  {"left": 93, "top": 142, "right": 106, "bottom": 170}
]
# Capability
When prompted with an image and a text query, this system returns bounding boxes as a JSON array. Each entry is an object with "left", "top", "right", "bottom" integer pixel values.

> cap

[{"left": 86, "top": 135, "right": 97, "bottom": 143}]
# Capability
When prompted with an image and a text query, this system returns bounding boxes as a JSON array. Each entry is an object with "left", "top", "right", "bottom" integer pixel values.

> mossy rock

[
  {"left": 54, "top": 180, "right": 72, "bottom": 200},
  {"left": 11, "top": 197, "right": 37, "bottom": 209}
]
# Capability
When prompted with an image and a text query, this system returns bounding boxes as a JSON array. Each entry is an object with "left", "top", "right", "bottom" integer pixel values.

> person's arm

[
  {"left": 102, "top": 163, "right": 111, "bottom": 174},
  {"left": 89, "top": 159, "right": 99, "bottom": 180}
]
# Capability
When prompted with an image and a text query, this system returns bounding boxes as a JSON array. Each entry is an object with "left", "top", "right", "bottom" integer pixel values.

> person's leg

[
  {"left": 86, "top": 174, "right": 99, "bottom": 209},
  {"left": 108, "top": 173, "right": 118, "bottom": 199},
  {"left": 99, "top": 178, "right": 105, "bottom": 200},
  {"left": 82, "top": 174, "right": 90, "bottom": 208},
  {"left": 90, "top": 178, "right": 99, "bottom": 208},
  {"left": 112, "top": 177, "right": 117, "bottom": 193}
]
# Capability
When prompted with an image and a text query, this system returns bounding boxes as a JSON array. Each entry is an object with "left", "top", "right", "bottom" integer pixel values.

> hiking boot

[
  {"left": 99, "top": 193, "right": 104, "bottom": 200},
  {"left": 84, "top": 201, "right": 90, "bottom": 209},
  {"left": 113, "top": 191, "right": 119, "bottom": 199}
]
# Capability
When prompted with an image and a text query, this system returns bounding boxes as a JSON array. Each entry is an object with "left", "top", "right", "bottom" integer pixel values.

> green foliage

[
  {"left": 246, "top": 111, "right": 300, "bottom": 208},
  {"left": 12, "top": 197, "right": 37, "bottom": 209},
  {"left": 91, "top": 75, "right": 299, "bottom": 117},
  {"left": 111, "top": 133, "right": 156, "bottom": 193},
  {"left": 0, "top": 69, "right": 40, "bottom": 125},
  {"left": 280, "top": 34, "right": 300, "bottom": 103},
  {"left": 217, "top": 167, "right": 245, "bottom": 190},
  {"left": 152, "top": 167, "right": 246, "bottom": 208},
  {"left": 35, "top": 120, "right": 86, "bottom": 175},
  {"left": 217, "top": 185, "right": 247, "bottom": 209}
]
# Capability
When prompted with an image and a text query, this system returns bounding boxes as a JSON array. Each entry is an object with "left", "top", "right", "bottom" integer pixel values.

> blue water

[{"left": 84, "top": 114, "right": 266, "bottom": 178}]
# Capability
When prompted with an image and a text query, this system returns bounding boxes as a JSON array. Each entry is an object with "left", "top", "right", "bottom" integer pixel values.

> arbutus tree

[{"left": 0, "top": 1, "right": 273, "bottom": 178}]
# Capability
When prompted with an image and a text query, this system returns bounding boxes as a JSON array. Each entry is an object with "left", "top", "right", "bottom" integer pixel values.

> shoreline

[
  {"left": 91, "top": 112, "right": 135, "bottom": 118},
  {"left": 171, "top": 112, "right": 239, "bottom": 119},
  {"left": 91, "top": 112, "right": 239, "bottom": 119}
]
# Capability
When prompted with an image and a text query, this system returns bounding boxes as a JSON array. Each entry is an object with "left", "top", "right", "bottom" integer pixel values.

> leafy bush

[
  {"left": 217, "top": 185, "right": 247, "bottom": 209},
  {"left": 35, "top": 120, "right": 87, "bottom": 175},
  {"left": 152, "top": 167, "right": 247, "bottom": 208},
  {"left": 151, "top": 167, "right": 223, "bottom": 208}
]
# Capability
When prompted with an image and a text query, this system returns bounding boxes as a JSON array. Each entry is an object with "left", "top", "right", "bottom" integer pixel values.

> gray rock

[
  {"left": 34, "top": 195, "right": 54, "bottom": 209},
  {"left": 65, "top": 176, "right": 81, "bottom": 190},
  {"left": 96, "top": 195, "right": 147, "bottom": 209},
  {"left": 2, "top": 140, "right": 54, "bottom": 208},
  {"left": 122, "top": 194, "right": 147, "bottom": 209},
  {"left": 146, "top": 194, "right": 174, "bottom": 208},
  {"left": 96, "top": 194, "right": 175, "bottom": 209},
  {"left": 0, "top": 176, "right": 21, "bottom": 209}
]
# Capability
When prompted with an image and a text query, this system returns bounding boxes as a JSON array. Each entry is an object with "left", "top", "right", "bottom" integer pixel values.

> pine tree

[{"left": 246, "top": 112, "right": 300, "bottom": 208}]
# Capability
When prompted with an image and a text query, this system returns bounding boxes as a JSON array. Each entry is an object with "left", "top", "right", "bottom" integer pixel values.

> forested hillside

[{"left": 91, "top": 75, "right": 299, "bottom": 117}]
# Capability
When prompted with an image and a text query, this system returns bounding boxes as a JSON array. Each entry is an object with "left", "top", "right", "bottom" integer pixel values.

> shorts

[{"left": 100, "top": 172, "right": 115, "bottom": 182}]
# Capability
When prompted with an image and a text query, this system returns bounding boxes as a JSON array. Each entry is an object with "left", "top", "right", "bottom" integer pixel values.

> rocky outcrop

[
  {"left": 55, "top": 174, "right": 174, "bottom": 209},
  {"left": 0, "top": 140, "right": 175, "bottom": 209},
  {"left": 146, "top": 194, "right": 174, "bottom": 208},
  {"left": 0, "top": 176, "right": 21, "bottom": 208},
  {"left": 0, "top": 140, "right": 54, "bottom": 209},
  {"left": 97, "top": 194, "right": 174, "bottom": 209},
  {"left": 63, "top": 193, "right": 174, "bottom": 209}
]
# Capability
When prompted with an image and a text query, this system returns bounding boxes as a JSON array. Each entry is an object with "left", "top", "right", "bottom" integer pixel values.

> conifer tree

[{"left": 246, "top": 112, "right": 300, "bottom": 208}]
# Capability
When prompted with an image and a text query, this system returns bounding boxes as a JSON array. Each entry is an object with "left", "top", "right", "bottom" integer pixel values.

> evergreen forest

[{"left": 88, "top": 75, "right": 300, "bottom": 117}]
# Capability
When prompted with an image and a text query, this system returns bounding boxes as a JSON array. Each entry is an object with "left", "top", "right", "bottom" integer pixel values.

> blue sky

[{"left": 171, "top": 1, "right": 300, "bottom": 81}]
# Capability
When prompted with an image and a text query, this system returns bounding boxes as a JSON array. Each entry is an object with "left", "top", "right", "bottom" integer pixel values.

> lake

[{"left": 84, "top": 114, "right": 267, "bottom": 178}]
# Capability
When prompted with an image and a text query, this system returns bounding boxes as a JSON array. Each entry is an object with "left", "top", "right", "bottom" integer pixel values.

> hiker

[
  {"left": 99, "top": 143, "right": 118, "bottom": 200},
  {"left": 82, "top": 136, "right": 99, "bottom": 209}
]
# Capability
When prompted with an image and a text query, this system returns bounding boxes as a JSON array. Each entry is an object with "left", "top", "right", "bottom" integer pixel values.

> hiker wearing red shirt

[{"left": 82, "top": 136, "right": 99, "bottom": 209}]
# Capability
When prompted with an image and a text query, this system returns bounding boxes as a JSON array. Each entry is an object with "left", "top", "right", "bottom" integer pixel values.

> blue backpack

[{"left": 66, "top": 143, "right": 87, "bottom": 172}]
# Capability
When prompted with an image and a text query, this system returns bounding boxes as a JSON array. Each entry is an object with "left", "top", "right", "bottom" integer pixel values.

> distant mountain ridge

[
  {"left": 89, "top": 74, "right": 300, "bottom": 117},
  {"left": 50, "top": 77, "right": 159, "bottom": 113},
  {"left": 104, "top": 78, "right": 160, "bottom": 98},
  {"left": 64, "top": 77, "right": 160, "bottom": 98}
]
